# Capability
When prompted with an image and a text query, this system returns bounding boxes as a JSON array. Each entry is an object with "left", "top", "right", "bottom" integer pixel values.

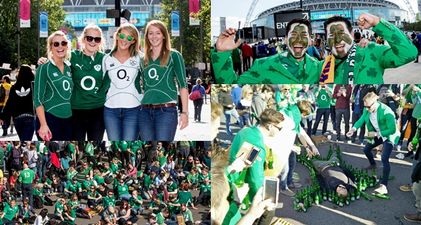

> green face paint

[
  {"left": 287, "top": 23, "right": 310, "bottom": 59},
  {"left": 327, "top": 22, "right": 353, "bottom": 58}
]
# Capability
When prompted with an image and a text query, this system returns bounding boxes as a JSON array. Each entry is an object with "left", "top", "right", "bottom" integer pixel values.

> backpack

[{"left": 0, "top": 84, "right": 6, "bottom": 103}]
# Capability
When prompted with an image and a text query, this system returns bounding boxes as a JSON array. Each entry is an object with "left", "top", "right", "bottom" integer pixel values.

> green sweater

[
  {"left": 212, "top": 51, "right": 322, "bottom": 84},
  {"left": 333, "top": 19, "right": 417, "bottom": 84},
  {"left": 34, "top": 60, "right": 73, "bottom": 118}
]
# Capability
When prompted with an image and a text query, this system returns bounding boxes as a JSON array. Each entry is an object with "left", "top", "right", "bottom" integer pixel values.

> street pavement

[
  {"left": 0, "top": 94, "right": 211, "bottom": 141},
  {"left": 217, "top": 116, "right": 416, "bottom": 225},
  {"left": 384, "top": 60, "right": 421, "bottom": 84}
]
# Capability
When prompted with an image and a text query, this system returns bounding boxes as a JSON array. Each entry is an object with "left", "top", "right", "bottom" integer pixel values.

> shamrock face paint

[
  {"left": 326, "top": 21, "right": 353, "bottom": 59},
  {"left": 287, "top": 23, "right": 311, "bottom": 59}
]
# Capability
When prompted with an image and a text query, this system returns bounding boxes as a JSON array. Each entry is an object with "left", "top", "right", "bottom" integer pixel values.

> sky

[{"left": 211, "top": 0, "right": 419, "bottom": 39}]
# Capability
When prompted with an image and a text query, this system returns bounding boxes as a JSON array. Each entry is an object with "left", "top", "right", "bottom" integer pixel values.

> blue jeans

[
  {"left": 279, "top": 151, "right": 296, "bottom": 190},
  {"left": 104, "top": 106, "right": 139, "bottom": 141},
  {"left": 138, "top": 106, "right": 178, "bottom": 141},
  {"left": 363, "top": 137, "right": 393, "bottom": 186},
  {"left": 13, "top": 115, "right": 35, "bottom": 140}
]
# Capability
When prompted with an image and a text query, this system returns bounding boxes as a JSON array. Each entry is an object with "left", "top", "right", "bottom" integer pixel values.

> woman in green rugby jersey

[
  {"left": 34, "top": 31, "right": 73, "bottom": 141},
  {"left": 138, "top": 20, "right": 189, "bottom": 141},
  {"left": 38, "top": 24, "right": 107, "bottom": 141},
  {"left": 70, "top": 24, "right": 107, "bottom": 141}
]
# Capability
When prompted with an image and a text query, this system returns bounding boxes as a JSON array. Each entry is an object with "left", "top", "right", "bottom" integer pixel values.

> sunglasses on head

[
  {"left": 85, "top": 36, "right": 102, "bottom": 43},
  {"left": 53, "top": 41, "right": 68, "bottom": 47},
  {"left": 118, "top": 33, "right": 134, "bottom": 42}
]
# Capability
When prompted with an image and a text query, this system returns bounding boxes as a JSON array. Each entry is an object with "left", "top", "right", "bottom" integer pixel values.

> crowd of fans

[{"left": 0, "top": 141, "right": 211, "bottom": 225}]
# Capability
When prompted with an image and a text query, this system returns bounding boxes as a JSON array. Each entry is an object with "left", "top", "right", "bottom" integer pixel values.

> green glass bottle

[
  {"left": 314, "top": 192, "right": 320, "bottom": 205},
  {"left": 323, "top": 190, "right": 327, "bottom": 201},
  {"left": 268, "top": 148, "right": 274, "bottom": 169}
]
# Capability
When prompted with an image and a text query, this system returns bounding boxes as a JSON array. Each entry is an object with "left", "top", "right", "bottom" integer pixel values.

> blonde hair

[
  {"left": 211, "top": 144, "right": 230, "bottom": 225},
  {"left": 144, "top": 20, "right": 171, "bottom": 67},
  {"left": 363, "top": 92, "right": 378, "bottom": 102},
  {"left": 78, "top": 24, "right": 105, "bottom": 52},
  {"left": 47, "top": 31, "right": 71, "bottom": 61},
  {"left": 111, "top": 23, "right": 140, "bottom": 57}
]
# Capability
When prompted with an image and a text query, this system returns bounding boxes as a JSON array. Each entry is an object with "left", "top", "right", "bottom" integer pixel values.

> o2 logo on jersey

[
  {"left": 63, "top": 80, "right": 71, "bottom": 91},
  {"left": 117, "top": 69, "right": 130, "bottom": 81},
  {"left": 148, "top": 68, "right": 159, "bottom": 81},
  {"left": 321, "top": 95, "right": 327, "bottom": 101},
  {"left": 81, "top": 76, "right": 99, "bottom": 93}
]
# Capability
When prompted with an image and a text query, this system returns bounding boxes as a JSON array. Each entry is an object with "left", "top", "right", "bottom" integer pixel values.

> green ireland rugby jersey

[
  {"left": 70, "top": 50, "right": 107, "bottom": 109},
  {"left": 141, "top": 50, "right": 188, "bottom": 104},
  {"left": 34, "top": 60, "right": 73, "bottom": 118},
  {"left": 103, "top": 54, "right": 142, "bottom": 108}
]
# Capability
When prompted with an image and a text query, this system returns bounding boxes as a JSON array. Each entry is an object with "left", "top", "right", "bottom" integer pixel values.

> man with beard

[
  {"left": 223, "top": 108, "right": 284, "bottom": 225},
  {"left": 321, "top": 13, "right": 417, "bottom": 84},
  {"left": 212, "top": 19, "right": 322, "bottom": 84}
]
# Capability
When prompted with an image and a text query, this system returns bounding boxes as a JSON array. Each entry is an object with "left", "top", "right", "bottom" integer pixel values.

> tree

[
  {"left": 157, "top": 0, "right": 211, "bottom": 67},
  {"left": 0, "top": 0, "right": 66, "bottom": 68}
]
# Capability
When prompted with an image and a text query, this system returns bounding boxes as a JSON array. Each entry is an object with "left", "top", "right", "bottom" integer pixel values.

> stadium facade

[
  {"left": 62, "top": 0, "right": 161, "bottom": 48},
  {"left": 250, "top": 0, "right": 411, "bottom": 36}
]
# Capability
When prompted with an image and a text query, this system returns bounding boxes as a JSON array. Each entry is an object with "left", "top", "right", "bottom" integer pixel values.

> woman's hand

[
  {"left": 38, "top": 124, "right": 52, "bottom": 141},
  {"left": 179, "top": 113, "right": 189, "bottom": 130}
]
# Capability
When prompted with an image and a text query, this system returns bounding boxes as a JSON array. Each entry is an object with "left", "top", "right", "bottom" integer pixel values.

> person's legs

[
  {"left": 154, "top": 106, "right": 178, "bottom": 141},
  {"left": 121, "top": 106, "right": 140, "bottom": 141},
  {"left": 13, "top": 116, "right": 35, "bottom": 140},
  {"left": 335, "top": 109, "right": 343, "bottom": 140},
  {"left": 224, "top": 111, "right": 232, "bottom": 135},
  {"left": 330, "top": 105, "right": 336, "bottom": 128},
  {"left": 321, "top": 108, "right": 330, "bottom": 134},
  {"left": 193, "top": 100, "right": 199, "bottom": 121},
  {"left": 344, "top": 109, "right": 351, "bottom": 140},
  {"left": 351, "top": 110, "right": 360, "bottom": 141},
  {"left": 138, "top": 107, "right": 155, "bottom": 140},
  {"left": 104, "top": 107, "right": 123, "bottom": 140},
  {"left": 363, "top": 137, "right": 383, "bottom": 166},
  {"left": 405, "top": 181, "right": 421, "bottom": 222},
  {"left": 44, "top": 112, "right": 72, "bottom": 141},
  {"left": 312, "top": 109, "right": 323, "bottom": 135},
  {"left": 72, "top": 109, "right": 88, "bottom": 141},
  {"left": 380, "top": 140, "right": 393, "bottom": 186},
  {"left": 197, "top": 98, "right": 204, "bottom": 122},
  {"left": 306, "top": 118, "right": 313, "bottom": 136},
  {"left": 286, "top": 151, "right": 297, "bottom": 187},
  {"left": 86, "top": 107, "right": 105, "bottom": 141}
]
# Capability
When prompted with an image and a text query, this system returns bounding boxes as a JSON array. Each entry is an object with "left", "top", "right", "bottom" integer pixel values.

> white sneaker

[
  {"left": 396, "top": 145, "right": 402, "bottom": 152},
  {"left": 396, "top": 153, "right": 405, "bottom": 159},
  {"left": 374, "top": 184, "right": 388, "bottom": 195}
]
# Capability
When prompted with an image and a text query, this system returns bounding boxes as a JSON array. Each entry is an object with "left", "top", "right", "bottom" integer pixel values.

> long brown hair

[{"left": 144, "top": 20, "right": 171, "bottom": 67}]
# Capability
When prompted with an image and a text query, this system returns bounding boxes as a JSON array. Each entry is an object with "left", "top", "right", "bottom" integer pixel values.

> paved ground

[
  {"left": 383, "top": 60, "right": 421, "bottom": 84},
  {"left": 217, "top": 116, "right": 417, "bottom": 225},
  {"left": 0, "top": 94, "right": 211, "bottom": 141}
]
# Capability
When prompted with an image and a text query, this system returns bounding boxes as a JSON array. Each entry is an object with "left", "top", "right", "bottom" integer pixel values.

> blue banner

[
  {"left": 171, "top": 11, "right": 180, "bottom": 37},
  {"left": 39, "top": 12, "right": 48, "bottom": 38},
  {"left": 65, "top": 12, "right": 149, "bottom": 28}
]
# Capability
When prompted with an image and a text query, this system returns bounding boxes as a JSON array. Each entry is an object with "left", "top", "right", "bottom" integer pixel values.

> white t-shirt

[{"left": 103, "top": 54, "right": 143, "bottom": 108}]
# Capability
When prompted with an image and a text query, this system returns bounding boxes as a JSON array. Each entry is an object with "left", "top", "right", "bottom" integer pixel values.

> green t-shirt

[
  {"left": 3, "top": 203, "right": 19, "bottom": 220},
  {"left": 70, "top": 50, "right": 107, "bottom": 109},
  {"left": 94, "top": 174, "right": 105, "bottom": 185},
  {"left": 103, "top": 195, "right": 116, "bottom": 208},
  {"left": 141, "top": 50, "right": 187, "bottom": 104},
  {"left": 117, "top": 184, "right": 129, "bottom": 196},
  {"left": 67, "top": 143, "right": 76, "bottom": 154},
  {"left": 316, "top": 88, "right": 332, "bottom": 109},
  {"left": 33, "top": 60, "right": 73, "bottom": 118},
  {"left": 178, "top": 191, "right": 193, "bottom": 205},
  {"left": 129, "top": 195, "right": 143, "bottom": 209},
  {"left": 157, "top": 212, "right": 165, "bottom": 225},
  {"left": 19, "top": 168, "right": 35, "bottom": 184},
  {"left": 200, "top": 183, "right": 211, "bottom": 193},
  {"left": 65, "top": 181, "right": 80, "bottom": 192},
  {"left": 67, "top": 169, "right": 78, "bottom": 181}
]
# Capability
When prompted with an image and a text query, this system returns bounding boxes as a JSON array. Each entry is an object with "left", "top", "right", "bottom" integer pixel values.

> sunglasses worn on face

[
  {"left": 85, "top": 36, "right": 102, "bottom": 43},
  {"left": 53, "top": 41, "right": 68, "bottom": 47},
  {"left": 282, "top": 88, "right": 290, "bottom": 91},
  {"left": 272, "top": 124, "right": 283, "bottom": 132},
  {"left": 364, "top": 102, "right": 375, "bottom": 109},
  {"left": 118, "top": 33, "right": 134, "bottom": 42}
]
